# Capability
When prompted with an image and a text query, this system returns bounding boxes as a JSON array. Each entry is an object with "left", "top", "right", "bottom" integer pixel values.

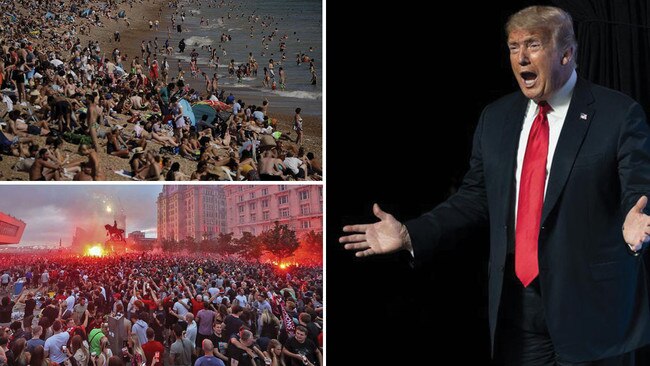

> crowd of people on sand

[
  {"left": 0, "top": 0, "right": 322, "bottom": 181},
  {"left": 0, "top": 253, "right": 323, "bottom": 366}
]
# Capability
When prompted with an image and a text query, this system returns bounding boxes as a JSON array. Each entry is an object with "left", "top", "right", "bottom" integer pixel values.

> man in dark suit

[{"left": 340, "top": 6, "right": 650, "bottom": 365}]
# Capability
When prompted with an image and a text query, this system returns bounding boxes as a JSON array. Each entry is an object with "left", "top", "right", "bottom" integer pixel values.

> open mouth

[{"left": 520, "top": 71, "right": 538, "bottom": 87}]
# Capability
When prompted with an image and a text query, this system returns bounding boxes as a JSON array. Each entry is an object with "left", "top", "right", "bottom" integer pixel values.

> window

[
  {"left": 301, "top": 204, "right": 310, "bottom": 215},
  {"left": 250, "top": 213, "right": 256, "bottom": 222},
  {"left": 249, "top": 202, "right": 256, "bottom": 210},
  {"left": 263, "top": 211, "right": 270, "bottom": 220},
  {"left": 301, "top": 221, "right": 311, "bottom": 229},
  {"left": 278, "top": 195, "right": 289, "bottom": 205},
  {"left": 250, "top": 192, "right": 256, "bottom": 199},
  {"left": 299, "top": 190, "right": 310, "bottom": 200},
  {"left": 239, "top": 215, "right": 244, "bottom": 224},
  {"left": 262, "top": 199, "right": 269, "bottom": 208},
  {"left": 238, "top": 195, "right": 244, "bottom": 202},
  {"left": 262, "top": 188, "right": 269, "bottom": 196},
  {"left": 319, "top": 187, "right": 323, "bottom": 197},
  {"left": 238, "top": 205, "right": 245, "bottom": 213},
  {"left": 279, "top": 185, "right": 287, "bottom": 191},
  {"left": 279, "top": 208, "right": 290, "bottom": 218}
]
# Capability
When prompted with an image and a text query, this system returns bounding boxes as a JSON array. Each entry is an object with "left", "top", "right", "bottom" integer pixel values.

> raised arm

[{"left": 341, "top": 108, "right": 491, "bottom": 267}]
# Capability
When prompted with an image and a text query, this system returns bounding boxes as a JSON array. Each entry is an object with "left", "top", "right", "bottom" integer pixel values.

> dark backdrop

[{"left": 327, "top": 0, "right": 650, "bottom": 364}]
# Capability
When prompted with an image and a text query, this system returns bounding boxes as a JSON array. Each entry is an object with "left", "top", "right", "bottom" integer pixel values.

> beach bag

[{"left": 62, "top": 131, "right": 92, "bottom": 145}]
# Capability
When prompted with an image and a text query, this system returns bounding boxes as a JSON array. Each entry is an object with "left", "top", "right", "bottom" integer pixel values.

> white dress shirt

[
  {"left": 408, "top": 70, "right": 578, "bottom": 257},
  {"left": 514, "top": 70, "right": 577, "bottom": 228}
]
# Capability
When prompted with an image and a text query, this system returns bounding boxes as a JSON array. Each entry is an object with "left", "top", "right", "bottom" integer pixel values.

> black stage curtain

[{"left": 553, "top": 0, "right": 650, "bottom": 113}]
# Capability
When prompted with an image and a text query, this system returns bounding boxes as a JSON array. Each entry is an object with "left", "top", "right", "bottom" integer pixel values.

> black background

[{"left": 321, "top": 0, "right": 628, "bottom": 364}]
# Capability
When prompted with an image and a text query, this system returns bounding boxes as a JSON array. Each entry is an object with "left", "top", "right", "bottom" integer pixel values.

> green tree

[
  {"left": 183, "top": 236, "right": 196, "bottom": 251},
  {"left": 260, "top": 222, "right": 300, "bottom": 261},
  {"left": 302, "top": 230, "right": 323, "bottom": 254},
  {"left": 216, "top": 232, "right": 234, "bottom": 254},
  {"left": 236, "top": 232, "right": 265, "bottom": 261}
]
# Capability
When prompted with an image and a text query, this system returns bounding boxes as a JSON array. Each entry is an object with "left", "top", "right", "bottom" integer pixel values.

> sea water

[{"left": 153, "top": 0, "right": 322, "bottom": 116}]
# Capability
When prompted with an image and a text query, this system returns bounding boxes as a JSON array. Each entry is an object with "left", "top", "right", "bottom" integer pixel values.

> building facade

[
  {"left": 157, "top": 186, "right": 227, "bottom": 242},
  {"left": 128, "top": 231, "right": 157, "bottom": 247},
  {"left": 224, "top": 185, "right": 323, "bottom": 238}
]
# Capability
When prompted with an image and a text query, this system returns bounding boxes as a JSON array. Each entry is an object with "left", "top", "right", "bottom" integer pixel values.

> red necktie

[{"left": 515, "top": 101, "right": 552, "bottom": 287}]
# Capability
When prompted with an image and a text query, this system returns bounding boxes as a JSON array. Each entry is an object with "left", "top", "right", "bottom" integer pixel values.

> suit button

[{"left": 541, "top": 226, "right": 546, "bottom": 230}]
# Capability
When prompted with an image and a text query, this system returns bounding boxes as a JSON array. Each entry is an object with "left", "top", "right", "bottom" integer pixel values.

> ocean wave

[
  {"left": 184, "top": 36, "right": 214, "bottom": 47},
  {"left": 202, "top": 23, "right": 223, "bottom": 29},
  {"left": 173, "top": 54, "right": 210, "bottom": 65},
  {"left": 259, "top": 89, "right": 322, "bottom": 100}
]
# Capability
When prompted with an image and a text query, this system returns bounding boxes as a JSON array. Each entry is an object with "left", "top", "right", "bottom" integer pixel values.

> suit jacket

[{"left": 405, "top": 78, "right": 650, "bottom": 362}]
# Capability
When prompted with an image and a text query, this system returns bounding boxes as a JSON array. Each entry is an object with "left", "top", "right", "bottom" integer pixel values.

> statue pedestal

[{"left": 105, "top": 239, "right": 128, "bottom": 254}]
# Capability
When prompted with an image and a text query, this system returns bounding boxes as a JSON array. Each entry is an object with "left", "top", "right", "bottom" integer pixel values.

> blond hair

[{"left": 506, "top": 6, "right": 577, "bottom": 68}]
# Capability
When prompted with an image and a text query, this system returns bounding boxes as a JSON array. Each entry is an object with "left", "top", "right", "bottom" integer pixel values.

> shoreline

[{"left": 87, "top": 1, "right": 322, "bottom": 117}]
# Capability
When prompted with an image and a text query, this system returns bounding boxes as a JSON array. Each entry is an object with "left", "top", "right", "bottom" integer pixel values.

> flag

[{"left": 279, "top": 299, "right": 295, "bottom": 337}]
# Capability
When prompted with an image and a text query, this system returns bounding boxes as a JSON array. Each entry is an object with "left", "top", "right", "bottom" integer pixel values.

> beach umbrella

[
  {"left": 114, "top": 65, "right": 125, "bottom": 77},
  {"left": 178, "top": 99, "right": 196, "bottom": 126},
  {"left": 49, "top": 59, "right": 63, "bottom": 67},
  {"left": 45, "top": 12, "right": 55, "bottom": 20},
  {"left": 118, "top": 10, "right": 126, "bottom": 18},
  {"left": 80, "top": 9, "right": 92, "bottom": 18},
  {"left": 192, "top": 104, "right": 217, "bottom": 125}
]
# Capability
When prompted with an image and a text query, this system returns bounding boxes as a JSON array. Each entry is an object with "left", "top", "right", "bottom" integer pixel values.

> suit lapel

[
  {"left": 541, "top": 78, "right": 595, "bottom": 224},
  {"left": 498, "top": 93, "right": 528, "bottom": 226}
]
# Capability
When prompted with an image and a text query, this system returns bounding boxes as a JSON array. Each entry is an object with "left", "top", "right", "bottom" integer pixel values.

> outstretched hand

[
  {"left": 623, "top": 195, "right": 650, "bottom": 252},
  {"left": 340, "top": 204, "right": 412, "bottom": 257}
]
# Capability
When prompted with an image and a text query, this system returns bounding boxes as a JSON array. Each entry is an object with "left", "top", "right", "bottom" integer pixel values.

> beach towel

[
  {"left": 113, "top": 170, "right": 140, "bottom": 180},
  {"left": 118, "top": 10, "right": 126, "bottom": 18}
]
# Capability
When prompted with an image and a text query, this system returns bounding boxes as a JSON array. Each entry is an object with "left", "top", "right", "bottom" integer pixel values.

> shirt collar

[{"left": 532, "top": 69, "right": 577, "bottom": 115}]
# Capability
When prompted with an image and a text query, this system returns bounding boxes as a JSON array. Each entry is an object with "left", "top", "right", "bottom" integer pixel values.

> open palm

[
  {"left": 340, "top": 204, "right": 411, "bottom": 257},
  {"left": 623, "top": 195, "right": 650, "bottom": 251}
]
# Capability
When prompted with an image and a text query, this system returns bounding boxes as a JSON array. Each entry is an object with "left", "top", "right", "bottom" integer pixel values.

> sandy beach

[{"left": 0, "top": 0, "right": 322, "bottom": 181}]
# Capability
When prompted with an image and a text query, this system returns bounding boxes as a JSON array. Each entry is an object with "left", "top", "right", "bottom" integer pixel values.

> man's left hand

[{"left": 623, "top": 195, "right": 650, "bottom": 252}]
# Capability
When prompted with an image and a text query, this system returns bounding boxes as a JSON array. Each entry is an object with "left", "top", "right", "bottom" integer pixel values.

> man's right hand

[{"left": 340, "top": 203, "right": 412, "bottom": 257}]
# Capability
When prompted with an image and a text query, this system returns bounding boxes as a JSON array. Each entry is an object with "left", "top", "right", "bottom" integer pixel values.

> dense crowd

[
  {"left": 0, "top": 253, "right": 323, "bottom": 366},
  {"left": 0, "top": 0, "right": 322, "bottom": 181}
]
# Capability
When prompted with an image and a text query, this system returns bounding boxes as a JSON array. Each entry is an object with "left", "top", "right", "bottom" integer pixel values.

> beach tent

[
  {"left": 192, "top": 104, "right": 217, "bottom": 125},
  {"left": 45, "top": 12, "right": 55, "bottom": 20},
  {"left": 118, "top": 10, "right": 126, "bottom": 18},
  {"left": 80, "top": 9, "right": 92, "bottom": 18},
  {"left": 179, "top": 99, "right": 196, "bottom": 126}
]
